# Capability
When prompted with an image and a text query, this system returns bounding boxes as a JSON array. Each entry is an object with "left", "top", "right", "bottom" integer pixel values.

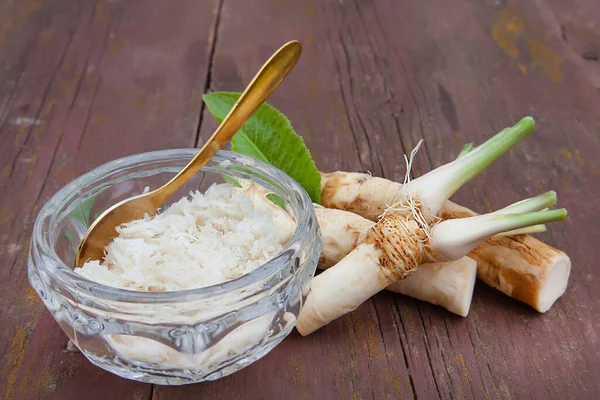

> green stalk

[
  {"left": 494, "top": 191, "right": 557, "bottom": 214},
  {"left": 407, "top": 117, "right": 535, "bottom": 218},
  {"left": 431, "top": 207, "right": 566, "bottom": 260},
  {"left": 496, "top": 224, "right": 547, "bottom": 237},
  {"left": 491, "top": 209, "right": 567, "bottom": 232},
  {"left": 444, "top": 117, "right": 534, "bottom": 196},
  {"left": 457, "top": 143, "right": 474, "bottom": 158}
]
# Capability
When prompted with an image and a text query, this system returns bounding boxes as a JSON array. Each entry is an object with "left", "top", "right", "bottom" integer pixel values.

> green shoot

[
  {"left": 432, "top": 207, "right": 566, "bottom": 261},
  {"left": 457, "top": 143, "right": 474, "bottom": 158},
  {"left": 493, "top": 191, "right": 557, "bottom": 214},
  {"left": 496, "top": 224, "right": 547, "bottom": 237},
  {"left": 406, "top": 117, "right": 535, "bottom": 218}
]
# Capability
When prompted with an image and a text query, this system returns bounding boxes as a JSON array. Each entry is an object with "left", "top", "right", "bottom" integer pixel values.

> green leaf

[
  {"left": 456, "top": 143, "right": 474, "bottom": 159},
  {"left": 66, "top": 192, "right": 102, "bottom": 243},
  {"left": 222, "top": 174, "right": 242, "bottom": 187},
  {"left": 266, "top": 193, "right": 286, "bottom": 209},
  {"left": 67, "top": 192, "right": 101, "bottom": 228},
  {"left": 203, "top": 92, "right": 321, "bottom": 204}
]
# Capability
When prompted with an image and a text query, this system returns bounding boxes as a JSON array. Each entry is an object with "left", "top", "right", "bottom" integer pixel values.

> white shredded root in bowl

[{"left": 76, "top": 183, "right": 284, "bottom": 291}]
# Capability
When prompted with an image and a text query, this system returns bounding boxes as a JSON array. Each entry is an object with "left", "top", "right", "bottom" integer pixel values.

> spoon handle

[{"left": 157, "top": 40, "right": 302, "bottom": 201}]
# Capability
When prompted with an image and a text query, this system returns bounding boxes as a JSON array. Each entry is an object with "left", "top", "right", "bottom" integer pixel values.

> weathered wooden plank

[
  {"left": 1, "top": 0, "right": 598, "bottom": 398},
  {"left": 0, "top": 0, "right": 219, "bottom": 398},
  {"left": 547, "top": 0, "right": 600, "bottom": 68},
  {"left": 188, "top": 0, "right": 600, "bottom": 399}
]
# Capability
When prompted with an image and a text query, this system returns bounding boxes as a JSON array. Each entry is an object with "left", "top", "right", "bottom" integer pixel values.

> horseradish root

[
  {"left": 440, "top": 201, "right": 570, "bottom": 312},
  {"left": 320, "top": 171, "right": 571, "bottom": 312},
  {"left": 314, "top": 205, "right": 372, "bottom": 268},
  {"left": 298, "top": 193, "right": 566, "bottom": 335},
  {"left": 297, "top": 119, "right": 569, "bottom": 335},
  {"left": 315, "top": 205, "right": 477, "bottom": 316},
  {"left": 387, "top": 258, "right": 476, "bottom": 317}
]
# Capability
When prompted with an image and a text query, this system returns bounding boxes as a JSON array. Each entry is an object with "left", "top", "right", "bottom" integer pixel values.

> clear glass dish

[{"left": 28, "top": 149, "right": 321, "bottom": 385}]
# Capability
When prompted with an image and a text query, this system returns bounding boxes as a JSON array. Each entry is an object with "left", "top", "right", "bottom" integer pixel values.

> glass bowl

[{"left": 28, "top": 149, "right": 321, "bottom": 385}]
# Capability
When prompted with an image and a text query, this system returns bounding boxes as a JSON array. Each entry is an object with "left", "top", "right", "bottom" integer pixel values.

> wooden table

[{"left": 1, "top": 0, "right": 598, "bottom": 399}]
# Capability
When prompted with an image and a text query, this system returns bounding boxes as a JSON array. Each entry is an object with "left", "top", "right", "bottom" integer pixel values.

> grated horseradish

[{"left": 76, "top": 183, "right": 284, "bottom": 290}]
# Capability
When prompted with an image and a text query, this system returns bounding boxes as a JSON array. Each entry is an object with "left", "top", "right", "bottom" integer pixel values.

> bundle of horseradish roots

[{"left": 204, "top": 92, "right": 570, "bottom": 336}]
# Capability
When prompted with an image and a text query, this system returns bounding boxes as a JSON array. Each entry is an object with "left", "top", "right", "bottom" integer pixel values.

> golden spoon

[{"left": 75, "top": 41, "right": 302, "bottom": 268}]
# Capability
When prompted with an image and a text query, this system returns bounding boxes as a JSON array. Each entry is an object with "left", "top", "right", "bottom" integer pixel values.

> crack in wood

[
  {"left": 342, "top": 319, "right": 359, "bottom": 399},
  {"left": 75, "top": 12, "right": 119, "bottom": 155},
  {"left": 415, "top": 308, "right": 444, "bottom": 400},
  {"left": 436, "top": 321, "right": 456, "bottom": 399},
  {"left": 391, "top": 296, "right": 438, "bottom": 400},
  {"left": 560, "top": 25, "right": 568, "bottom": 43},
  {"left": 349, "top": 0, "right": 389, "bottom": 176},
  {"left": 149, "top": 384, "right": 157, "bottom": 400},
  {"left": 368, "top": 3, "right": 436, "bottom": 174},
  {"left": 581, "top": 51, "right": 598, "bottom": 61},
  {"left": 327, "top": 31, "right": 362, "bottom": 167},
  {"left": 374, "top": 299, "right": 417, "bottom": 400},
  {"left": 464, "top": 322, "right": 490, "bottom": 398},
  {"left": 445, "top": 319, "right": 476, "bottom": 400},
  {"left": 194, "top": 0, "right": 224, "bottom": 148},
  {"left": 334, "top": 7, "right": 380, "bottom": 175},
  {"left": 3, "top": 28, "right": 76, "bottom": 191},
  {"left": 339, "top": 28, "right": 380, "bottom": 175},
  {"left": 0, "top": 26, "right": 43, "bottom": 135},
  {"left": 360, "top": 301, "right": 381, "bottom": 400}
]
